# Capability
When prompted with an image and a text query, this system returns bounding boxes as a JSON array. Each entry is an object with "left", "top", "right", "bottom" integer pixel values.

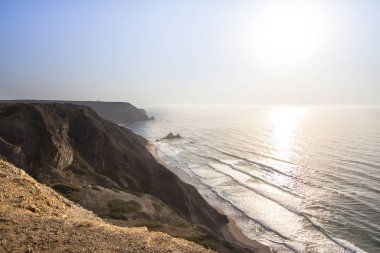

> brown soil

[{"left": 0, "top": 160, "right": 213, "bottom": 253}]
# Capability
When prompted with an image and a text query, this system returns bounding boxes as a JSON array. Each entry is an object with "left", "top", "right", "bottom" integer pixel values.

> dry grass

[{"left": 0, "top": 160, "right": 214, "bottom": 253}]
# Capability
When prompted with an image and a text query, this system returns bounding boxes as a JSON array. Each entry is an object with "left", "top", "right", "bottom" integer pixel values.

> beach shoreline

[{"left": 146, "top": 140, "right": 273, "bottom": 253}]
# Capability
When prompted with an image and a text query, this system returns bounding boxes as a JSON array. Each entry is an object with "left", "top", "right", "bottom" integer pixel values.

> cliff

[
  {"left": 0, "top": 103, "right": 243, "bottom": 252},
  {"left": 0, "top": 160, "right": 213, "bottom": 253},
  {"left": 0, "top": 100, "right": 152, "bottom": 123}
]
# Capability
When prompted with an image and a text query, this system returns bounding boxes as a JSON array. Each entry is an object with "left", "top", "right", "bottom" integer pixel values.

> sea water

[{"left": 127, "top": 106, "right": 380, "bottom": 253}]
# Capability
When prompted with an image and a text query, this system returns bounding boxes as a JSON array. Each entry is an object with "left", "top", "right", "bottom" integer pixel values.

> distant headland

[{"left": 0, "top": 100, "right": 154, "bottom": 124}]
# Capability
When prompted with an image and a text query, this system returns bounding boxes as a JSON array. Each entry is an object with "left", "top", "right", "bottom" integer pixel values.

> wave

[
  {"left": 205, "top": 163, "right": 361, "bottom": 251},
  {"left": 339, "top": 159, "right": 380, "bottom": 179},
  {"left": 221, "top": 143, "right": 296, "bottom": 165},
  {"left": 211, "top": 157, "right": 303, "bottom": 198},
  {"left": 341, "top": 159, "right": 380, "bottom": 170},
  {"left": 190, "top": 148, "right": 325, "bottom": 192},
  {"left": 199, "top": 144, "right": 298, "bottom": 178},
  {"left": 192, "top": 162, "right": 362, "bottom": 253},
  {"left": 300, "top": 212, "right": 361, "bottom": 253},
  {"left": 194, "top": 152, "right": 300, "bottom": 195},
  {"left": 169, "top": 162, "right": 298, "bottom": 252},
  {"left": 192, "top": 173, "right": 299, "bottom": 252},
  {"left": 195, "top": 147, "right": 380, "bottom": 216}
]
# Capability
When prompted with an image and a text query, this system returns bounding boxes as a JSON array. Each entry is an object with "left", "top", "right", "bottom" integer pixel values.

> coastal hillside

[
  {"left": 0, "top": 103, "right": 243, "bottom": 252},
  {"left": 0, "top": 160, "right": 213, "bottom": 253},
  {"left": 0, "top": 100, "right": 152, "bottom": 123},
  {"left": 0, "top": 103, "right": 227, "bottom": 229}
]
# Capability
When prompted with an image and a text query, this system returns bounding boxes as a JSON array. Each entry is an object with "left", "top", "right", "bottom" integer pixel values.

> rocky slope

[
  {"left": 0, "top": 103, "right": 245, "bottom": 252},
  {"left": 0, "top": 100, "right": 152, "bottom": 123},
  {"left": 0, "top": 160, "right": 213, "bottom": 253}
]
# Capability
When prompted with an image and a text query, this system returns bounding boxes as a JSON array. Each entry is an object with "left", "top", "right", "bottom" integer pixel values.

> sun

[{"left": 251, "top": 2, "right": 330, "bottom": 66}]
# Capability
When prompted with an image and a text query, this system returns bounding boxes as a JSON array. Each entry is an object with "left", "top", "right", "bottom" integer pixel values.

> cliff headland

[{"left": 0, "top": 102, "right": 253, "bottom": 252}]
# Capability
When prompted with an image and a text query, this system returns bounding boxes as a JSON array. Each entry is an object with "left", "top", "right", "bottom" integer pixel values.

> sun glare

[
  {"left": 269, "top": 107, "right": 304, "bottom": 161},
  {"left": 252, "top": 2, "right": 331, "bottom": 66}
]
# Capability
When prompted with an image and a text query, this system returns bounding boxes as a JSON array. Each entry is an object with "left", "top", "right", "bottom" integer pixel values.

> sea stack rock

[{"left": 163, "top": 132, "right": 182, "bottom": 140}]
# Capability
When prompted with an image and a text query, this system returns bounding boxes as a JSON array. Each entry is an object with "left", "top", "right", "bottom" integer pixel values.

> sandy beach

[{"left": 146, "top": 140, "right": 273, "bottom": 253}]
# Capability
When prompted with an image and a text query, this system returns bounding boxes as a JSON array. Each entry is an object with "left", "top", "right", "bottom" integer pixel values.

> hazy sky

[{"left": 1, "top": 0, "right": 379, "bottom": 106}]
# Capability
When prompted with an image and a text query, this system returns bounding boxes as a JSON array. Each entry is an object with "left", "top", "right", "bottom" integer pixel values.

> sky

[{"left": 0, "top": 0, "right": 379, "bottom": 106}]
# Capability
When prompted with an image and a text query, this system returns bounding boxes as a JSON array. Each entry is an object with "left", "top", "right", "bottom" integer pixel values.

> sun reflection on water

[
  {"left": 269, "top": 106, "right": 305, "bottom": 163},
  {"left": 265, "top": 106, "right": 305, "bottom": 189}
]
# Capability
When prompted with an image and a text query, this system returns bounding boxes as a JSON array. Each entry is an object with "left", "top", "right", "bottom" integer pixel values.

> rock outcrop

[
  {"left": 0, "top": 100, "right": 152, "bottom": 123},
  {"left": 0, "top": 103, "right": 228, "bottom": 237},
  {"left": 163, "top": 132, "right": 183, "bottom": 140},
  {"left": 0, "top": 160, "right": 213, "bottom": 253}
]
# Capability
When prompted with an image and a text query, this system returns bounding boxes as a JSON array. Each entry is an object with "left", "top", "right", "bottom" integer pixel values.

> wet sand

[{"left": 146, "top": 140, "right": 273, "bottom": 253}]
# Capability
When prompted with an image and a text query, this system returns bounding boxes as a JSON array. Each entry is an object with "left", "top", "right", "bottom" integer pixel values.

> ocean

[{"left": 127, "top": 106, "right": 380, "bottom": 253}]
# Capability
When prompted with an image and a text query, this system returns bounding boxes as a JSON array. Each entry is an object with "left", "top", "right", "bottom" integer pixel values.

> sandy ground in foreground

[{"left": 0, "top": 160, "right": 213, "bottom": 253}]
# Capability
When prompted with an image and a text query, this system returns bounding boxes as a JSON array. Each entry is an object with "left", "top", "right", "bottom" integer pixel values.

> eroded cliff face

[
  {"left": 0, "top": 160, "right": 214, "bottom": 253},
  {"left": 0, "top": 104, "right": 73, "bottom": 175},
  {"left": 0, "top": 103, "right": 228, "bottom": 235}
]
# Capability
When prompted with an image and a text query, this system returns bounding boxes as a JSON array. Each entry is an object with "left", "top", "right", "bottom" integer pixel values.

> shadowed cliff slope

[
  {"left": 0, "top": 100, "right": 152, "bottom": 123},
  {"left": 0, "top": 103, "right": 227, "bottom": 232},
  {"left": 0, "top": 160, "right": 213, "bottom": 253}
]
